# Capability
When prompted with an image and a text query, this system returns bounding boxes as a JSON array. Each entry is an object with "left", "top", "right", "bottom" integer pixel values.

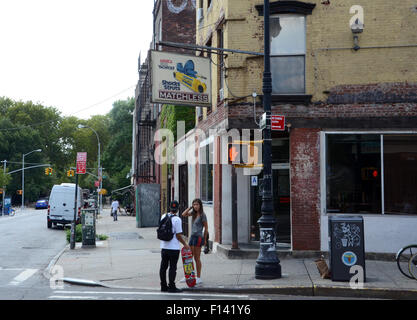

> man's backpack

[{"left": 157, "top": 214, "right": 174, "bottom": 241}]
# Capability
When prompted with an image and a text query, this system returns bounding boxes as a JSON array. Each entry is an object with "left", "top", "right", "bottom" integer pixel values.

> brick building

[
  {"left": 171, "top": 0, "right": 417, "bottom": 253},
  {"left": 133, "top": 0, "right": 195, "bottom": 226}
]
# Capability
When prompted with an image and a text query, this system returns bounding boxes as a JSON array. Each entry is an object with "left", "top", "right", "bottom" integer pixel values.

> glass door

[{"left": 250, "top": 164, "right": 291, "bottom": 244}]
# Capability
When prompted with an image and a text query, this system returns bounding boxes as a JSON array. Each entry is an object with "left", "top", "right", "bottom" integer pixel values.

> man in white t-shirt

[
  {"left": 111, "top": 199, "right": 121, "bottom": 221},
  {"left": 159, "top": 200, "right": 190, "bottom": 293}
]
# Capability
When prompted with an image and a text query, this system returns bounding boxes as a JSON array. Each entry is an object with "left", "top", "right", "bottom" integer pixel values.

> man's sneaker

[
  {"left": 196, "top": 278, "right": 203, "bottom": 285},
  {"left": 178, "top": 277, "right": 186, "bottom": 283},
  {"left": 168, "top": 286, "right": 183, "bottom": 293}
]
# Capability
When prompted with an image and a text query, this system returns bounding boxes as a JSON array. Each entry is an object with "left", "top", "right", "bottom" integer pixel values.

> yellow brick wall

[{"left": 196, "top": 0, "right": 417, "bottom": 117}]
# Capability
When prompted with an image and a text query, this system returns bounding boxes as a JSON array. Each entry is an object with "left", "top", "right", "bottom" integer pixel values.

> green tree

[{"left": 101, "top": 98, "right": 134, "bottom": 192}]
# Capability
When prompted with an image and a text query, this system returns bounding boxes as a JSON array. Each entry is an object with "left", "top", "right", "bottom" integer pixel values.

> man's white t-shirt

[
  {"left": 111, "top": 201, "right": 119, "bottom": 213},
  {"left": 160, "top": 213, "right": 183, "bottom": 250}
]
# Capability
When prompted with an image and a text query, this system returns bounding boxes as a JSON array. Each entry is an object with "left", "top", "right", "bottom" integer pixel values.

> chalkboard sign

[{"left": 329, "top": 216, "right": 366, "bottom": 282}]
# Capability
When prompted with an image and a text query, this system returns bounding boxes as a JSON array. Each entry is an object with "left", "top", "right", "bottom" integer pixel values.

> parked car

[{"left": 35, "top": 199, "right": 48, "bottom": 210}]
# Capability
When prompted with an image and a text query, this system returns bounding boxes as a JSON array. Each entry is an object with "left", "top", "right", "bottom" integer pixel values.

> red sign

[
  {"left": 76, "top": 152, "right": 87, "bottom": 174},
  {"left": 95, "top": 180, "right": 100, "bottom": 187},
  {"left": 271, "top": 115, "right": 285, "bottom": 131}
]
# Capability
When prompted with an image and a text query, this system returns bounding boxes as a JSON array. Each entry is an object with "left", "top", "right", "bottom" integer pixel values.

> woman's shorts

[{"left": 189, "top": 235, "right": 205, "bottom": 247}]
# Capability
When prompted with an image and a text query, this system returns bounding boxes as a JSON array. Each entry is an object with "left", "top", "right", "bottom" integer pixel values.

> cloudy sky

[{"left": 0, "top": 0, "right": 155, "bottom": 119}]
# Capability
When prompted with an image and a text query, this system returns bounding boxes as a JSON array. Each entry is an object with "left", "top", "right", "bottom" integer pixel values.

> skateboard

[{"left": 181, "top": 247, "right": 196, "bottom": 287}]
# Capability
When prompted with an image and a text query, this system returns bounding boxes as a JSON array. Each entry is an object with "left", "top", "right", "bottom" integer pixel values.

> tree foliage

[
  {"left": 101, "top": 98, "right": 134, "bottom": 192},
  {"left": 0, "top": 96, "right": 133, "bottom": 205}
]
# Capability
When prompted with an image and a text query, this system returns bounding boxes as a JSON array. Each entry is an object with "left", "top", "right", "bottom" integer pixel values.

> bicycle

[
  {"left": 396, "top": 244, "right": 417, "bottom": 279},
  {"left": 1, "top": 207, "right": 16, "bottom": 216},
  {"left": 409, "top": 253, "right": 417, "bottom": 280}
]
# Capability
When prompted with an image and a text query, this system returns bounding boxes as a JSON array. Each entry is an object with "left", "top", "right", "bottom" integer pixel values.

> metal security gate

[{"left": 136, "top": 183, "right": 160, "bottom": 228}]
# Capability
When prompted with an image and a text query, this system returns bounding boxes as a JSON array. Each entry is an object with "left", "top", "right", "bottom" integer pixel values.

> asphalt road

[{"left": 0, "top": 207, "right": 68, "bottom": 299}]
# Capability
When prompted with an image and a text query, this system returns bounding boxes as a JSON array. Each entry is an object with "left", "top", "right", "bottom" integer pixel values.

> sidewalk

[{"left": 45, "top": 212, "right": 417, "bottom": 299}]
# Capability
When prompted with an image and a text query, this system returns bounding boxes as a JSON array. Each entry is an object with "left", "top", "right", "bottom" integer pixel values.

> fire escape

[{"left": 136, "top": 60, "right": 156, "bottom": 183}]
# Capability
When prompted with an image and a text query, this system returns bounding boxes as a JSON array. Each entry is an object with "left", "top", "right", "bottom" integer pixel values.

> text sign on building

[
  {"left": 151, "top": 50, "right": 212, "bottom": 107},
  {"left": 76, "top": 152, "right": 87, "bottom": 175},
  {"left": 271, "top": 115, "right": 285, "bottom": 131}
]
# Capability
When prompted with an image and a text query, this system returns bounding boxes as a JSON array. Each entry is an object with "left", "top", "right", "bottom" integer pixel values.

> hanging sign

[{"left": 151, "top": 50, "right": 212, "bottom": 107}]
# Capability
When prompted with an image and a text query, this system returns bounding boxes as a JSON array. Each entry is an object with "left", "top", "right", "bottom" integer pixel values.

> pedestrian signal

[
  {"left": 228, "top": 144, "right": 240, "bottom": 164},
  {"left": 17, "top": 190, "right": 22, "bottom": 195},
  {"left": 67, "top": 169, "right": 74, "bottom": 177},
  {"left": 228, "top": 142, "right": 261, "bottom": 166}
]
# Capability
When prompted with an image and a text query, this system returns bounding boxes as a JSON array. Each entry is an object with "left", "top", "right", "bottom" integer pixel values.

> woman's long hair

[{"left": 191, "top": 198, "right": 203, "bottom": 221}]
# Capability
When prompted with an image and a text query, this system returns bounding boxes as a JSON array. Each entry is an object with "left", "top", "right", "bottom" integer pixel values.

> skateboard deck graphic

[{"left": 181, "top": 247, "right": 196, "bottom": 287}]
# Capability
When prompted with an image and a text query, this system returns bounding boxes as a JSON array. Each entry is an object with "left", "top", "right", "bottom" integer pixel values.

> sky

[{"left": 0, "top": 0, "right": 155, "bottom": 119}]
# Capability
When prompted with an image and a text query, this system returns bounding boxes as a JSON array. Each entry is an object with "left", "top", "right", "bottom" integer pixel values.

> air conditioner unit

[
  {"left": 197, "top": 8, "right": 203, "bottom": 22},
  {"left": 219, "top": 88, "right": 224, "bottom": 101}
]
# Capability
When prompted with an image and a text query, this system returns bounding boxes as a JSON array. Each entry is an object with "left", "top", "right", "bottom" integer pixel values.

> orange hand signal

[{"left": 229, "top": 146, "right": 239, "bottom": 162}]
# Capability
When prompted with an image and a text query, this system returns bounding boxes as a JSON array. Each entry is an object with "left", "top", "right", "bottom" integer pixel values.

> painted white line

[
  {"left": 9, "top": 269, "right": 38, "bottom": 286},
  {"left": 48, "top": 296, "right": 99, "bottom": 300},
  {"left": 53, "top": 290, "right": 249, "bottom": 299},
  {"left": 2, "top": 268, "right": 25, "bottom": 271}
]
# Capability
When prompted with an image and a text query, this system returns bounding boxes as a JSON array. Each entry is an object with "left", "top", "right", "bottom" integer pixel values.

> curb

[
  {"left": 183, "top": 285, "right": 417, "bottom": 300},
  {"left": 43, "top": 245, "right": 69, "bottom": 280},
  {"left": 313, "top": 285, "right": 417, "bottom": 300}
]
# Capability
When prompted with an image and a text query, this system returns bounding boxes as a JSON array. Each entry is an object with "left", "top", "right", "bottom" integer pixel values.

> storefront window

[
  {"left": 384, "top": 135, "right": 417, "bottom": 215},
  {"left": 326, "top": 134, "right": 381, "bottom": 214},
  {"left": 326, "top": 133, "right": 417, "bottom": 215}
]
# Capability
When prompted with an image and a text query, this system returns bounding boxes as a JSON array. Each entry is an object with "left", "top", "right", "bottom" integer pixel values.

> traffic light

[
  {"left": 49, "top": 168, "right": 53, "bottom": 175},
  {"left": 17, "top": 190, "right": 22, "bottom": 195},
  {"left": 67, "top": 169, "right": 74, "bottom": 177},
  {"left": 45, "top": 167, "right": 49, "bottom": 175},
  {"left": 228, "top": 142, "right": 260, "bottom": 166}
]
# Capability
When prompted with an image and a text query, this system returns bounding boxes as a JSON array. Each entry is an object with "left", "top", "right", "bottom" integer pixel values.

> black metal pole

[
  {"left": 231, "top": 165, "right": 238, "bottom": 249},
  {"left": 255, "top": 0, "right": 282, "bottom": 279},
  {"left": 70, "top": 173, "right": 79, "bottom": 250}
]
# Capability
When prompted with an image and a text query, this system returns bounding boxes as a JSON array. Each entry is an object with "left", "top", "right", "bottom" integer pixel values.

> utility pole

[
  {"left": 2, "top": 160, "right": 6, "bottom": 216},
  {"left": 22, "top": 149, "right": 42, "bottom": 210}
]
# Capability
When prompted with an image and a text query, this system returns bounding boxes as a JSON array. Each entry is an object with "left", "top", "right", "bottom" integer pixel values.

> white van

[{"left": 47, "top": 183, "right": 83, "bottom": 228}]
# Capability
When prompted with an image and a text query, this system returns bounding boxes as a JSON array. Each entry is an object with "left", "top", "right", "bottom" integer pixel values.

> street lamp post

[
  {"left": 22, "top": 149, "right": 42, "bottom": 210},
  {"left": 78, "top": 125, "right": 101, "bottom": 214},
  {"left": 255, "top": 0, "right": 282, "bottom": 279}
]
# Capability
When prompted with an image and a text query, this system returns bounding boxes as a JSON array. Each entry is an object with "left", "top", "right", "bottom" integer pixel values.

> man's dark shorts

[{"left": 189, "top": 235, "right": 205, "bottom": 247}]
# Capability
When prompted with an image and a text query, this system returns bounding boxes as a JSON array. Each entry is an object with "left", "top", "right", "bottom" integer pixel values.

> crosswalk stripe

[
  {"left": 48, "top": 296, "right": 99, "bottom": 300},
  {"left": 9, "top": 269, "right": 38, "bottom": 286},
  {"left": 53, "top": 290, "right": 249, "bottom": 299}
]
